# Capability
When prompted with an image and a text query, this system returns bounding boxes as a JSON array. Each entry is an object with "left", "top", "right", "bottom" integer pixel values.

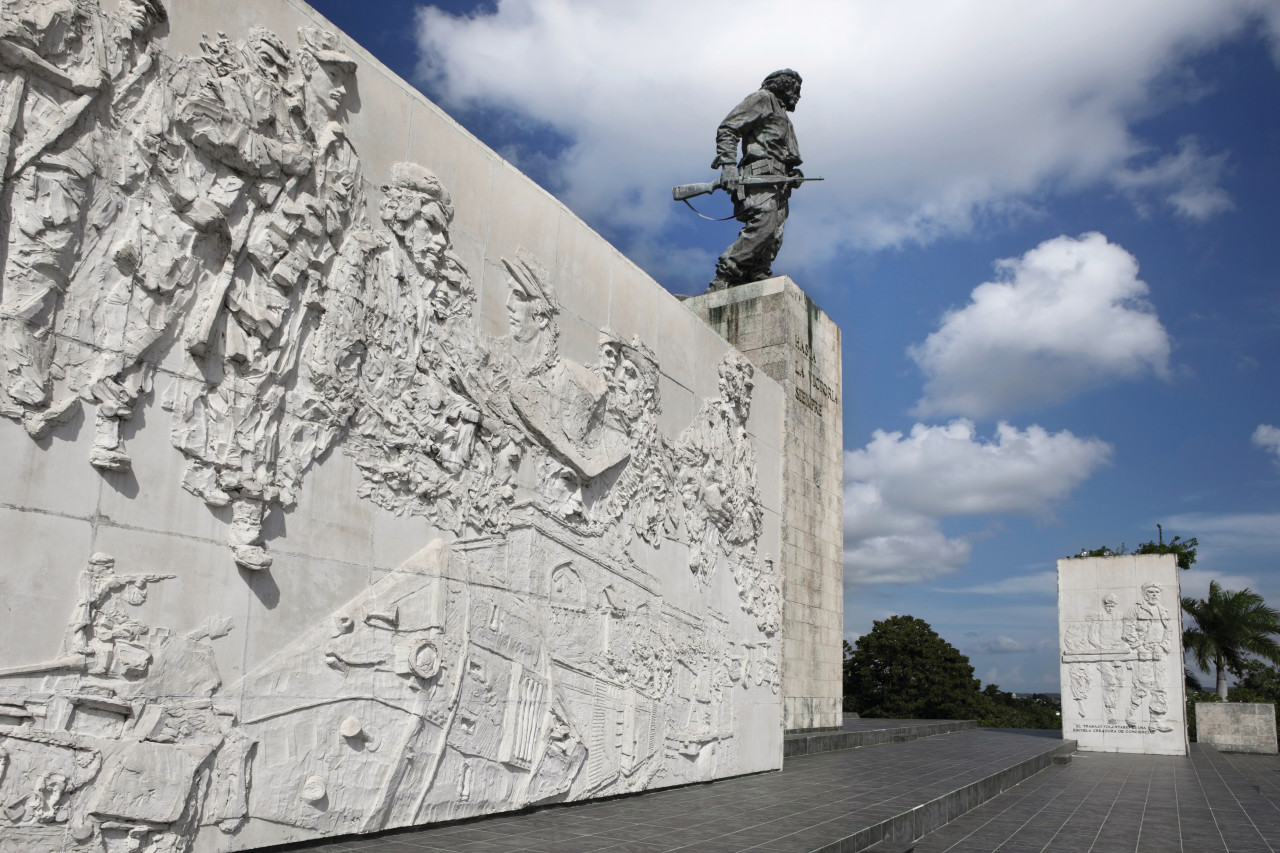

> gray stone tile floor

[
  {"left": 261, "top": 726, "right": 1280, "bottom": 853},
  {"left": 264, "top": 726, "right": 1064, "bottom": 853},
  {"left": 915, "top": 743, "right": 1280, "bottom": 853}
]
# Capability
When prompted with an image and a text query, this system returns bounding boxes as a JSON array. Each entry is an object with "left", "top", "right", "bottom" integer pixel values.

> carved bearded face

[
  {"left": 1143, "top": 585, "right": 1161, "bottom": 606},
  {"left": 121, "top": 0, "right": 159, "bottom": 38},
  {"left": 381, "top": 189, "right": 445, "bottom": 260},
  {"left": 598, "top": 341, "right": 622, "bottom": 378},
  {"left": 615, "top": 356, "right": 653, "bottom": 419},
  {"left": 247, "top": 30, "right": 291, "bottom": 84},
  {"left": 408, "top": 217, "right": 447, "bottom": 270}
]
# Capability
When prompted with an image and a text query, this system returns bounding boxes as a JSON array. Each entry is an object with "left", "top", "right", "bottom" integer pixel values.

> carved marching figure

[
  {"left": 167, "top": 26, "right": 364, "bottom": 571},
  {"left": 1062, "top": 592, "right": 1130, "bottom": 720},
  {"left": 68, "top": 0, "right": 179, "bottom": 472},
  {"left": 588, "top": 331, "right": 675, "bottom": 546},
  {"left": 0, "top": 0, "right": 173, "bottom": 452},
  {"left": 677, "top": 352, "right": 765, "bottom": 586},
  {"left": 1123, "top": 582, "right": 1175, "bottom": 732},
  {"left": 326, "top": 161, "right": 521, "bottom": 534},
  {"left": 1088, "top": 593, "right": 1129, "bottom": 724},
  {"left": 0, "top": 0, "right": 102, "bottom": 431},
  {"left": 707, "top": 69, "right": 805, "bottom": 291}
]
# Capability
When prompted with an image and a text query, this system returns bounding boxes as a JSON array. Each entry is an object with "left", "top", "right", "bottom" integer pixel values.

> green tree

[
  {"left": 1182, "top": 580, "right": 1280, "bottom": 699},
  {"left": 845, "top": 615, "right": 984, "bottom": 719},
  {"left": 1235, "top": 657, "right": 1280, "bottom": 699},
  {"left": 1070, "top": 524, "right": 1197, "bottom": 569},
  {"left": 977, "top": 684, "right": 1062, "bottom": 729},
  {"left": 1135, "top": 523, "right": 1197, "bottom": 570}
]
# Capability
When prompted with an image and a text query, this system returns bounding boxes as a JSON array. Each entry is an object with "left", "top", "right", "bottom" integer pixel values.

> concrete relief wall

[
  {"left": 0, "top": 1, "right": 785, "bottom": 850},
  {"left": 1057, "top": 555, "right": 1188, "bottom": 755}
]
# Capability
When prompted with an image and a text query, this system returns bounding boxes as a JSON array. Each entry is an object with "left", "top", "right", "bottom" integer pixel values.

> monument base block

[
  {"left": 1196, "top": 702, "right": 1279, "bottom": 754},
  {"left": 685, "top": 277, "right": 845, "bottom": 732}
]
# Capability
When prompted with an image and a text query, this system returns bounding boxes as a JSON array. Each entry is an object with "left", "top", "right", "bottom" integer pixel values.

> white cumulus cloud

[
  {"left": 909, "top": 233, "right": 1171, "bottom": 418},
  {"left": 412, "top": 0, "right": 1271, "bottom": 287},
  {"left": 844, "top": 420, "right": 1112, "bottom": 584},
  {"left": 1253, "top": 424, "right": 1280, "bottom": 468}
]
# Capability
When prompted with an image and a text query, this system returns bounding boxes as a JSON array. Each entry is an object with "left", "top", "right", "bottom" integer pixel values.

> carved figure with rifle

[{"left": 673, "top": 68, "right": 818, "bottom": 293}]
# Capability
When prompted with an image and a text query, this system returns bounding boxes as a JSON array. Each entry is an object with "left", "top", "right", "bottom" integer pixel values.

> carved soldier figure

[
  {"left": 1123, "top": 582, "right": 1175, "bottom": 733},
  {"left": 0, "top": 0, "right": 173, "bottom": 449},
  {"left": 313, "top": 161, "right": 518, "bottom": 534},
  {"left": 589, "top": 331, "right": 674, "bottom": 546},
  {"left": 0, "top": 0, "right": 102, "bottom": 430},
  {"left": 168, "top": 26, "right": 364, "bottom": 571},
  {"left": 1087, "top": 592, "right": 1128, "bottom": 724},
  {"left": 676, "top": 352, "right": 763, "bottom": 584},
  {"left": 707, "top": 69, "right": 804, "bottom": 292},
  {"left": 64, "top": 551, "right": 173, "bottom": 676},
  {"left": 66, "top": 0, "right": 178, "bottom": 471}
]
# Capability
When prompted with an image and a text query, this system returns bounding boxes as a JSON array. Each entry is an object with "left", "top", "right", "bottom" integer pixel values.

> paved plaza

[
  {"left": 258, "top": 721, "right": 1280, "bottom": 853},
  {"left": 263, "top": 723, "right": 1067, "bottom": 853},
  {"left": 916, "top": 742, "right": 1280, "bottom": 853}
]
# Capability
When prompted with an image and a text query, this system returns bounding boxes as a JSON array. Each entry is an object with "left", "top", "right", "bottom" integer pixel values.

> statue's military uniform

[{"left": 710, "top": 74, "right": 803, "bottom": 289}]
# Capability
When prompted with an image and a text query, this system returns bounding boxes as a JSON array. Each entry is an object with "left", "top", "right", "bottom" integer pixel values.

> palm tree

[{"left": 1183, "top": 580, "right": 1280, "bottom": 700}]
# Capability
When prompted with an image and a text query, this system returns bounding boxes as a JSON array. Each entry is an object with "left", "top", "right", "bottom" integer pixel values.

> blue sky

[{"left": 305, "top": 0, "right": 1280, "bottom": 693}]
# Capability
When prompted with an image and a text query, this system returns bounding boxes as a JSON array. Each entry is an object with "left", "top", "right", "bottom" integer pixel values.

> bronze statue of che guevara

[{"left": 707, "top": 68, "right": 805, "bottom": 293}]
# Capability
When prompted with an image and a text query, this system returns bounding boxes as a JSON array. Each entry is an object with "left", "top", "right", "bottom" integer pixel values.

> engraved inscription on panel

[{"left": 0, "top": 2, "right": 782, "bottom": 849}]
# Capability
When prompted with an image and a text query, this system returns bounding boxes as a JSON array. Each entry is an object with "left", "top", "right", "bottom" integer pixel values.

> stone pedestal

[
  {"left": 1057, "top": 554, "right": 1188, "bottom": 755},
  {"left": 1196, "top": 703, "right": 1279, "bottom": 754},
  {"left": 686, "top": 277, "right": 845, "bottom": 732}
]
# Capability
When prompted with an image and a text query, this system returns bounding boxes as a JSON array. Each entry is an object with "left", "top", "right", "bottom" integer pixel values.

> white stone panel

[{"left": 1057, "top": 555, "right": 1188, "bottom": 755}]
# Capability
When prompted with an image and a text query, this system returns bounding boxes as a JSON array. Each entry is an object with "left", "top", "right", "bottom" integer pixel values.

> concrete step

[
  {"left": 784, "top": 718, "right": 978, "bottom": 758},
  {"left": 799, "top": 730, "right": 1076, "bottom": 853}
]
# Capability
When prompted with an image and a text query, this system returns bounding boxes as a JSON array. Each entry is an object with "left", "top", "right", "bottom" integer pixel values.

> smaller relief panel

[{"left": 1057, "top": 554, "right": 1187, "bottom": 755}]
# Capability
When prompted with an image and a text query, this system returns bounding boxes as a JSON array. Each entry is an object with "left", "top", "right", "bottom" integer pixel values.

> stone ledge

[{"left": 784, "top": 719, "right": 978, "bottom": 758}]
